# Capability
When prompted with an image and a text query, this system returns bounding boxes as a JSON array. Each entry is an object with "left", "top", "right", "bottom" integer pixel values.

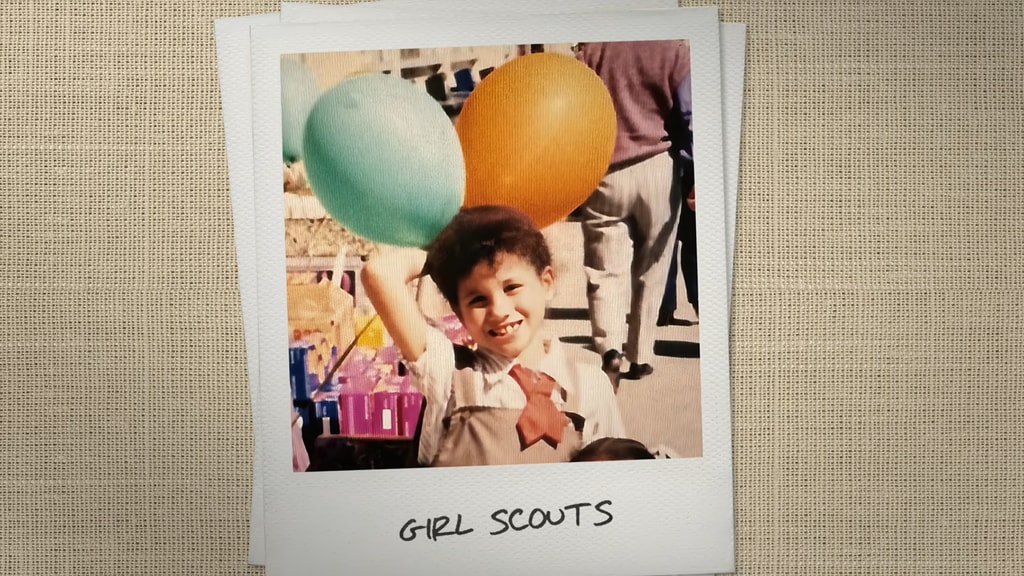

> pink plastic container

[
  {"left": 371, "top": 388, "right": 400, "bottom": 437},
  {"left": 396, "top": 388, "right": 424, "bottom": 438},
  {"left": 339, "top": 377, "right": 374, "bottom": 436}
]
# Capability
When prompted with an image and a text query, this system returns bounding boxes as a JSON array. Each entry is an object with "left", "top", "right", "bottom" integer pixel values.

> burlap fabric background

[{"left": 2, "top": 1, "right": 1021, "bottom": 574}]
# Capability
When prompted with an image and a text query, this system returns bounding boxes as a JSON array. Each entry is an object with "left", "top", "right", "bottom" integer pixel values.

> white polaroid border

[
  {"left": 721, "top": 23, "right": 746, "bottom": 301},
  {"left": 251, "top": 8, "right": 733, "bottom": 575},
  {"left": 217, "top": 0, "right": 687, "bottom": 566},
  {"left": 281, "top": 0, "right": 679, "bottom": 22},
  {"left": 214, "top": 12, "right": 281, "bottom": 566}
]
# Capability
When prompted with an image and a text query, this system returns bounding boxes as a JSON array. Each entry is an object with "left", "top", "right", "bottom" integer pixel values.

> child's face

[{"left": 454, "top": 252, "right": 554, "bottom": 361}]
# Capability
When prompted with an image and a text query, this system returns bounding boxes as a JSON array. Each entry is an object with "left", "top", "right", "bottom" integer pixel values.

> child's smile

[
  {"left": 455, "top": 253, "right": 554, "bottom": 362},
  {"left": 488, "top": 319, "right": 522, "bottom": 338}
]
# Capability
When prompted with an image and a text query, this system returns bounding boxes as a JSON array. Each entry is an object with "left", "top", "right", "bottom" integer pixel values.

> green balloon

[
  {"left": 302, "top": 74, "right": 465, "bottom": 247},
  {"left": 281, "top": 58, "right": 320, "bottom": 164}
]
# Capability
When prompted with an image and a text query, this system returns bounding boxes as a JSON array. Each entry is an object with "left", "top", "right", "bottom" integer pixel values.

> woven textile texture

[{"left": 1, "top": 1, "right": 1021, "bottom": 574}]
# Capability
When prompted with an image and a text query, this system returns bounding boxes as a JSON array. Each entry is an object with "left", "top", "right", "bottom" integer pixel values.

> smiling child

[{"left": 361, "top": 205, "right": 625, "bottom": 467}]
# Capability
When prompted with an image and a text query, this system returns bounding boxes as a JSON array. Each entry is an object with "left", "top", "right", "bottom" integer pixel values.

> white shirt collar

[{"left": 477, "top": 337, "right": 574, "bottom": 396}]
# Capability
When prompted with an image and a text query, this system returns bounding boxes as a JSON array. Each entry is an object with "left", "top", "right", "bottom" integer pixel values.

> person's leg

[
  {"left": 680, "top": 205, "right": 698, "bottom": 318},
  {"left": 678, "top": 159, "right": 698, "bottom": 318},
  {"left": 658, "top": 162, "right": 686, "bottom": 325},
  {"left": 624, "top": 152, "right": 680, "bottom": 371},
  {"left": 658, "top": 238, "right": 680, "bottom": 325},
  {"left": 580, "top": 174, "right": 632, "bottom": 360}
]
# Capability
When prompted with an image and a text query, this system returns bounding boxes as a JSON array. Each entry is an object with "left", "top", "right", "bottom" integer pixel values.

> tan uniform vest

[{"left": 431, "top": 346, "right": 585, "bottom": 467}]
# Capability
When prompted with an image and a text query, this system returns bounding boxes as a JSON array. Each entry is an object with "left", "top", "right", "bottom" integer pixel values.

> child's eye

[
  {"left": 467, "top": 295, "right": 488, "bottom": 308},
  {"left": 504, "top": 284, "right": 522, "bottom": 294}
]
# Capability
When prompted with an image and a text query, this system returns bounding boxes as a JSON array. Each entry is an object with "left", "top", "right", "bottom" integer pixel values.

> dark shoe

[
  {"left": 601, "top": 349, "right": 623, "bottom": 375},
  {"left": 658, "top": 313, "right": 696, "bottom": 327},
  {"left": 622, "top": 363, "right": 654, "bottom": 380},
  {"left": 657, "top": 311, "right": 674, "bottom": 327},
  {"left": 601, "top": 350, "right": 623, "bottom": 393}
]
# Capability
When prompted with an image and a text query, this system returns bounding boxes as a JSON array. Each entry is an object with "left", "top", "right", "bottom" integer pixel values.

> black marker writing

[
  {"left": 401, "top": 501, "right": 614, "bottom": 542},
  {"left": 593, "top": 499, "right": 613, "bottom": 527},
  {"left": 399, "top": 514, "right": 474, "bottom": 542},
  {"left": 563, "top": 502, "right": 592, "bottom": 526},
  {"left": 542, "top": 507, "right": 566, "bottom": 526},
  {"left": 488, "top": 501, "right": 613, "bottom": 535}
]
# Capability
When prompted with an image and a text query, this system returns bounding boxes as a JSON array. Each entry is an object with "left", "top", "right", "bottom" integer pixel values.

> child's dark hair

[
  {"left": 571, "top": 438, "right": 655, "bottom": 462},
  {"left": 423, "top": 205, "right": 552, "bottom": 307}
]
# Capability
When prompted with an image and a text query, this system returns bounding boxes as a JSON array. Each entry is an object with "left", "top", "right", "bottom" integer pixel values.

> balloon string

[{"left": 314, "top": 313, "right": 380, "bottom": 395}]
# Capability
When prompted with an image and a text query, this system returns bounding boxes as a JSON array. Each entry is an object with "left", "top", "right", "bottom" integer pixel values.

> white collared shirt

[{"left": 407, "top": 327, "right": 626, "bottom": 465}]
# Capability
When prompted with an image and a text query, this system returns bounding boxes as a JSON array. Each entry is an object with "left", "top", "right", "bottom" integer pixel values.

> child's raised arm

[{"left": 360, "top": 247, "right": 431, "bottom": 363}]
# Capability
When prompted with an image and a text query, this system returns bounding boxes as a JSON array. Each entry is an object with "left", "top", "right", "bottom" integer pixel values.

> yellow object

[{"left": 355, "top": 314, "right": 385, "bottom": 348}]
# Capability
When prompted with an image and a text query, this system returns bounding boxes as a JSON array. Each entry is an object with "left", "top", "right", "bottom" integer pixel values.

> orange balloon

[{"left": 456, "top": 53, "right": 616, "bottom": 228}]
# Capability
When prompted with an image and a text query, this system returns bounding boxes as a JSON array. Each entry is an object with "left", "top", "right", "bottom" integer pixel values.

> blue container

[
  {"left": 316, "top": 399, "right": 340, "bottom": 435},
  {"left": 289, "top": 347, "right": 311, "bottom": 401}
]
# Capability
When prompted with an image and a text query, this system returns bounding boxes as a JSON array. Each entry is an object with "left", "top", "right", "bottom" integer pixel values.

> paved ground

[{"left": 543, "top": 220, "right": 702, "bottom": 458}]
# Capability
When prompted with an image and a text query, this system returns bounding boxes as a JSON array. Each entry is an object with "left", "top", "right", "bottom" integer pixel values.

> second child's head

[
  {"left": 424, "top": 205, "right": 554, "bottom": 360},
  {"left": 571, "top": 438, "right": 656, "bottom": 462}
]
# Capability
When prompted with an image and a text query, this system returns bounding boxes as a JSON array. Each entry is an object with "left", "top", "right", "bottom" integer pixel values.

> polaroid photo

[
  {"left": 248, "top": 7, "right": 733, "bottom": 575},
  {"left": 216, "top": 0, "right": 701, "bottom": 566},
  {"left": 216, "top": 5, "right": 745, "bottom": 572}
]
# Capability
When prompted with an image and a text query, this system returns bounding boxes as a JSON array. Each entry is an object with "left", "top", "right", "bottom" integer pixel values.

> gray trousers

[{"left": 581, "top": 151, "right": 681, "bottom": 365}]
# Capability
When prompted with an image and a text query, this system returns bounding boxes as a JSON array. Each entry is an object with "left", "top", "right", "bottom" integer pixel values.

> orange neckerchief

[{"left": 508, "top": 364, "right": 569, "bottom": 449}]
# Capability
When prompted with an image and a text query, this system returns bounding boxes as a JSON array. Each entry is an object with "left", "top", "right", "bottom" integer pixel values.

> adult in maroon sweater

[{"left": 576, "top": 40, "right": 690, "bottom": 381}]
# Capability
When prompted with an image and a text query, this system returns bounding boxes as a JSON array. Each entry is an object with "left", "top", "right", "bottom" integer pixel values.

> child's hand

[
  {"left": 368, "top": 246, "right": 428, "bottom": 284},
  {"left": 686, "top": 185, "right": 695, "bottom": 212}
]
